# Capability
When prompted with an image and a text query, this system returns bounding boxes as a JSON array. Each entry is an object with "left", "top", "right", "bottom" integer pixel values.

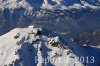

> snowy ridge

[
  {"left": 0, "top": 0, "right": 33, "bottom": 14},
  {"left": 0, "top": 26, "right": 100, "bottom": 66},
  {"left": 42, "top": 0, "right": 100, "bottom": 10},
  {"left": 0, "top": 0, "right": 100, "bottom": 14}
]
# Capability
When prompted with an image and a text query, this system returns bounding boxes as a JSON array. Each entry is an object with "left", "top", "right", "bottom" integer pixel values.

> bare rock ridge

[{"left": 0, "top": 26, "right": 100, "bottom": 66}]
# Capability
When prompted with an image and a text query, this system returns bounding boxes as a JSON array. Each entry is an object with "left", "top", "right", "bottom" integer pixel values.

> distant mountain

[
  {"left": 0, "top": 8, "right": 100, "bottom": 36},
  {"left": 0, "top": 1, "right": 100, "bottom": 66},
  {"left": 0, "top": 0, "right": 100, "bottom": 13},
  {"left": 0, "top": 26, "right": 100, "bottom": 66},
  {"left": 0, "top": 0, "right": 100, "bottom": 46}
]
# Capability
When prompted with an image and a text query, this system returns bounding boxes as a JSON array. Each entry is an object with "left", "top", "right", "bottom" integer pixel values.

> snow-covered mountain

[
  {"left": 0, "top": 8, "right": 100, "bottom": 39},
  {"left": 0, "top": 0, "right": 100, "bottom": 12},
  {"left": 0, "top": 0, "right": 100, "bottom": 15},
  {"left": 0, "top": 0, "right": 100, "bottom": 45},
  {"left": 0, "top": 0, "right": 100, "bottom": 66},
  {"left": 0, "top": 0, "right": 100, "bottom": 35},
  {"left": 0, "top": 26, "right": 100, "bottom": 66}
]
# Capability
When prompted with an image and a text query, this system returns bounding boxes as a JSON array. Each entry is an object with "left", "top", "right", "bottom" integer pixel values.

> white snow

[
  {"left": 0, "top": 0, "right": 100, "bottom": 14},
  {"left": 0, "top": 26, "right": 100, "bottom": 66},
  {"left": 80, "top": 0, "right": 100, "bottom": 9},
  {"left": 0, "top": 0, "right": 33, "bottom": 14}
]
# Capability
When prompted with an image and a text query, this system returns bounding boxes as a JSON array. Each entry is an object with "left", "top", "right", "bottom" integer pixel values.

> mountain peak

[
  {"left": 0, "top": 26, "right": 75, "bottom": 66},
  {"left": 0, "top": 26, "right": 100, "bottom": 66}
]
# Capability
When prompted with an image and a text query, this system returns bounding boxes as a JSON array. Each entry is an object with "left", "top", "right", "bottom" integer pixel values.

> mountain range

[
  {"left": 0, "top": 0, "right": 100, "bottom": 12},
  {"left": 0, "top": 0, "right": 100, "bottom": 66},
  {"left": 0, "top": 0, "right": 100, "bottom": 46}
]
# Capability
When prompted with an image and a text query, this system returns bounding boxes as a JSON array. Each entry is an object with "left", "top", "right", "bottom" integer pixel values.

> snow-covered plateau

[{"left": 0, "top": 26, "right": 100, "bottom": 66}]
